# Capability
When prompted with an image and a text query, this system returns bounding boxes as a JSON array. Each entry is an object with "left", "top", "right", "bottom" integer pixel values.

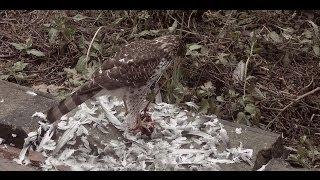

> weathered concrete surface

[
  {"left": 0, "top": 157, "right": 36, "bottom": 171},
  {"left": 0, "top": 144, "right": 45, "bottom": 167},
  {"left": 0, "top": 80, "right": 297, "bottom": 171},
  {"left": 264, "top": 158, "right": 318, "bottom": 171},
  {"left": 0, "top": 144, "right": 41, "bottom": 171},
  {"left": 62, "top": 102, "right": 284, "bottom": 171},
  {"left": 0, "top": 80, "right": 57, "bottom": 148},
  {"left": 217, "top": 120, "right": 284, "bottom": 171}
]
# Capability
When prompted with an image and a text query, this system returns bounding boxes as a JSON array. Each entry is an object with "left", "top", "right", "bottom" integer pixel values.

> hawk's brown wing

[{"left": 46, "top": 35, "right": 182, "bottom": 124}]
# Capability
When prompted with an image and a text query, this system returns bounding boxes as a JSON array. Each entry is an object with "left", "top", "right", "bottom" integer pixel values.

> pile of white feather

[{"left": 18, "top": 95, "right": 253, "bottom": 171}]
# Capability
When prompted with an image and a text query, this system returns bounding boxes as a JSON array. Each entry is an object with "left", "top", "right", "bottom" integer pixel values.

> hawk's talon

[{"left": 130, "top": 112, "right": 154, "bottom": 137}]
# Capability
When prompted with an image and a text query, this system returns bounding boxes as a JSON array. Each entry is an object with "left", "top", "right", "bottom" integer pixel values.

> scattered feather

[
  {"left": 18, "top": 96, "right": 254, "bottom": 171},
  {"left": 32, "top": 112, "right": 47, "bottom": 119},
  {"left": 185, "top": 102, "right": 199, "bottom": 110},
  {"left": 14, "top": 132, "right": 38, "bottom": 165},
  {"left": 235, "top": 128, "right": 242, "bottom": 134},
  {"left": 26, "top": 91, "right": 37, "bottom": 96},
  {"left": 257, "top": 162, "right": 269, "bottom": 171}
]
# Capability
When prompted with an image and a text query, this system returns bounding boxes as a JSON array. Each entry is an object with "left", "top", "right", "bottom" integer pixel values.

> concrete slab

[
  {"left": 0, "top": 80, "right": 292, "bottom": 171},
  {"left": 0, "top": 80, "right": 57, "bottom": 148},
  {"left": 60, "top": 102, "right": 283, "bottom": 171},
  {"left": 0, "top": 157, "right": 36, "bottom": 171},
  {"left": 264, "top": 158, "right": 316, "bottom": 171},
  {"left": 0, "top": 144, "right": 45, "bottom": 167},
  {"left": 217, "top": 120, "right": 284, "bottom": 171},
  {"left": 0, "top": 144, "right": 40, "bottom": 171}
]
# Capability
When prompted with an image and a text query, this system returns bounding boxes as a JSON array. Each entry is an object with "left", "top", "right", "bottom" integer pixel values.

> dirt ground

[{"left": 0, "top": 10, "right": 319, "bottom": 168}]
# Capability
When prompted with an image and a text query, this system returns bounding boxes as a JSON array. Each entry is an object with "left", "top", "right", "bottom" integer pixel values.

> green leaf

[
  {"left": 244, "top": 103, "right": 261, "bottom": 125},
  {"left": 89, "top": 52, "right": 98, "bottom": 58},
  {"left": 245, "top": 103, "right": 257, "bottom": 115},
  {"left": 129, "top": 25, "right": 138, "bottom": 38},
  {"left": 56, "top": 90, "right": 69, "bottom": 101},
  {"left": 233, "top": 61, "right": 245, "bottom": 83},
  {"left": 216, "top": 96, "right": 224, "bottom": 102},
  {"left": 15, "top": 72, "right": 27, "bottom": 80},
  {"left": 25, "top": 38, "right": 33, "bottom": 48},
  {"left": 236, "top": 112, "right": 247, "bottom": 124},
  {"left": 65, "top": 27, "right": 76, "bottom": 39},
  {"left": 189, "top": 44, "right": 202, "bottom": 51},
  {"left": 0, "top": 74, "right": 10, "bottom": 80},
  {"left": 201, "top": 81, "right": 213, "bottom": 91},
  {"left": 43, "top": 23, "right": 51, "bottom": 28},
  {"left": 75, "top": 55, "right": 88, "bottom": 74},
  {"left": 69, "top": 78, "right": 84, "bottom": 87},
  {"left": 199, "top": 98, "right": 210, "bottom": 114},
  {"left": 282, "top": 52, "right": 291, "bottom": 67},
  {"left": 72, "top": 14, "right": 87, "bottom": 22},
  {"left": 282, "top": 32, "right": 292, "bottom": 40},
  {"left": 12, "top": 61, "right": 29, "bottom": 72},
  {"left": 168, "top": 20, "right": 178, "bottom": 33},
  {"left": 92, "top": 42, "right": 102, "bottom": 52},
  {"left": 251, "top": 87, "right": 266, "bottom": 100},
  {"left": 269, "top": 31, "right": 282, "bottom": 43},
  {"left": 9, "top": 43, "right": 28, "bottom": 50},
  {"left": 216, "top": 53, "right": 229, "bottom": 65},
  {"left": 49, "top": 28, "right": 59, "bottom": 44},
  {"left": 64, "top": 68, "right": 78, "bottom": 77},
  {"left": 307, "top": 20, "right": 319, "bottom": 40},
  {"left": 198, "top": 81, "right": 214, "bottom": 97},
  {"left": 200, "top": 46, "right": 209, "bottom": 56},
  {"left": 228, "top": 89, "right": 239, "bottom": 98},
  {"left": 313, "top": 44, "right": 320, "bottom": 56},
  {"left": 26, "top": 49, "right": 45, "bottom": 57},
  {"left": 186, "top": 44, "right": 202, "bottom": 56},
  {"left": 138, "top": 11, "right": 150, "bottom": 20},
  {"left": 302, "top": 30, "right": 312, "bottom": 39}
]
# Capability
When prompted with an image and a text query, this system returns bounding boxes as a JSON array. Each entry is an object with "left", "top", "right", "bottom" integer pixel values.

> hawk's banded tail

[{"left": 46, "top": 81, "right": 102, "bottom": 123}]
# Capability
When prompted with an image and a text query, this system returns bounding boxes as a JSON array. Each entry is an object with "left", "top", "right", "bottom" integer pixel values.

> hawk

[{"left": 46, "top": 35, "right": 184, "bottom": 134}]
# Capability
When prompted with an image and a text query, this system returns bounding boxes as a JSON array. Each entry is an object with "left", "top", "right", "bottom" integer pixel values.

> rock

[
  {"left": 0, "top": 80, "right": 57, "bottom": 148},
  {"left": 208, "top": 120, "right": 284, "bottom": 171},
  {"left": 0, "top": 156, "right": 37, "bottom": 171},
  {"left": 264, "top": 158, "right": 317, "bottom": 171},
  {"left": 56, "top": 165, "right": 72, "bottom": 171},
  {"left": 58, "top": 102, "right": 285, "bottom": 171},
  {"left": 0, "top": 144, "right": 45, "bottom": 167},
  {"left": 0, "top": 80, "right": 296, "bottom": 171}
]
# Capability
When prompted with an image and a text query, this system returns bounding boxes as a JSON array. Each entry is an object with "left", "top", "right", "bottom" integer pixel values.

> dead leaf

[
  {"left": 32, "top": 84, "right": 63, "bottom": 94},
  {"left": 313, "top": 44, "right": 320, "bottom": 56},
  {"left": 307, "top": 20, "right": 319, "bottom": 40},
  {"left": 233, "top": 61, "right": 245, "bottom": 83},
  {"left": 269, "top": 31, "right": 282, "bottom": 43},
  {"left": 282, "top": 52, "right": 291, "bottom": 67}
]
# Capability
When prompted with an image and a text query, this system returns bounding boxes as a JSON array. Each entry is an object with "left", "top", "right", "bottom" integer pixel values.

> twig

[
  {"left": 265, "top": 87, "right": 320, "bottom": 129},
  {"left": 215, "top": 11, "right": 235, "bottom": 43},
  {"left": 187, "top": 11, "right": 195, "bottom": 29},
  {"left": 243, "top": 41, "right": 255, "bottom": 99},
  {"left": 300, "top": 77, "right": 314, "bottom": 93},
  {"left": 280, "top": 87, "right": 320, "bottom": 113},
  {"left": 0, "top": 54, "right": 15, "bottom": 58},
  {"left": 85, "top": 26, "right": 105, "bottom": 70},
  {"left": 180, "top": 12, "right": 185, "bottom": 36}
]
